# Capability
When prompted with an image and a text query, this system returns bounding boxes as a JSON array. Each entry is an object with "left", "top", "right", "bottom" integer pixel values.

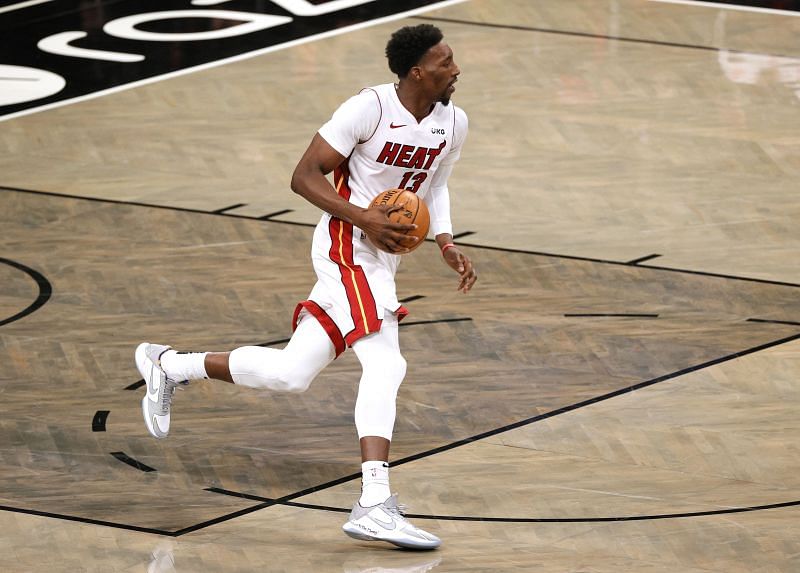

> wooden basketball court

[{"left": 1, "top": 0, "right": 799, "bottom": 571}]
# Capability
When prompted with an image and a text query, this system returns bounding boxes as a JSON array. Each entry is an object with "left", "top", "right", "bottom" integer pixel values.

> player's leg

[
  {"left": 341, "top": 312, "right": 441, "bottom": 550},
  {"left": 136, "top": 314, "right": 335, "bottom": 439}
]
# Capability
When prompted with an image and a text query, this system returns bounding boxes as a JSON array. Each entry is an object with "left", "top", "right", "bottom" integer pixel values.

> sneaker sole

[
  {"left": 342, "top": 523, "right": 440, "bottom": 550},
  {"left": 342, "top": 525, "right": 375, "bottom": 543}
]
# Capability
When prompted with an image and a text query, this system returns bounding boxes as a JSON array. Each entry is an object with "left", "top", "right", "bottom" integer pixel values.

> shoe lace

[
  {"left": 158, "top": 382, "right": 177, "bottom": 415},
  {"left": 386, "top": 502, "right": 408, "bottom": 518}
]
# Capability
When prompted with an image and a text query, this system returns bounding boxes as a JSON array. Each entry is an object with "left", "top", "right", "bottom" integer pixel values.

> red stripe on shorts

[
  {"left": 327, "top": 216, "right": 382, "bottom": 346},
  {"left": 293, "top": 300, "right": 346, "bottom": 358}
]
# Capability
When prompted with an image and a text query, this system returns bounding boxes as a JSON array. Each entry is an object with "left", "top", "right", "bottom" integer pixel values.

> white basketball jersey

[
  {"left": 318, "top": 83, "right": 468, "bottom": 213},
  {"left": 300, "top": 84, "right": 468, "bottom": 348}
]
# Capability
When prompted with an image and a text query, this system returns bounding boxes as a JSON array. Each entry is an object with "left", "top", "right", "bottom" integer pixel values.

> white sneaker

[
  {"left": 342, "top": 495, "right": 441, "bottom": 550},
  {"left": 136, "top": 342, "right": 186, "bottom": 439}
]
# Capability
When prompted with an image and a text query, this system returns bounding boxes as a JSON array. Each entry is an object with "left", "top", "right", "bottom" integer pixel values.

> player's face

[{"left": 418, "top": 42, "right": 460, "bottom": 105}]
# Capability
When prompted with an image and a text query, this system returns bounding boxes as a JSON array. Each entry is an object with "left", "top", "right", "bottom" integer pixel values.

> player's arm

[
  {"left": 427, "top": 158, "right": 476, "bottom": 292},
  {"left": 290, "top": 133, "right": 362, "bottom": 224},
  {"left": 291, "top": 89, "right": 418, "bottom": 253},
  {"left": 435, "top": 232, "right": 476, "bottom": 293},
  {"left": 290, "top": 134, "right": 418, "bottom": 253}
]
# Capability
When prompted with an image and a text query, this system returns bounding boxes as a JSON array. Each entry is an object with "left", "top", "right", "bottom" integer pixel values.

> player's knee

[
  {"left": 393, "top": 354, "right": 407, "bottom": 384},
  {"left": 277, "top": 367, "right": 315, "bottom": 393},
  {"left": 364, "top": 352, "right": 406, "bottom": 388},
  {"left": 230, "top": 346, "right": 316, "bottom": 392}
]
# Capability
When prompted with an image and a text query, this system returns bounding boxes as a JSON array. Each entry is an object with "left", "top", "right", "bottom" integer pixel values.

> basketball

[{"left": 370, "top": 189, "right": 430, "bottom": 253}]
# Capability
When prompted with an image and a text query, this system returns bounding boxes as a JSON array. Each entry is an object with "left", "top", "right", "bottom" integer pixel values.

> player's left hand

[{"left": 443, "top": 247, "right": 477, "bottom": 293}]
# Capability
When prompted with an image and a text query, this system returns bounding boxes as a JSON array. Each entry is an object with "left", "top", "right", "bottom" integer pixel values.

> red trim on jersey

[
  {"left": 293, "top": 300, "right": 346, "bottom": 358},
  {"left": 327, "top": 216, "right": 382, "bottom": 347},
  {"left": 357, "top": 87, "right": 382, "bottom": 144},
  {"left": 333, "top": 159, "right": 352, "bottom": 200}
]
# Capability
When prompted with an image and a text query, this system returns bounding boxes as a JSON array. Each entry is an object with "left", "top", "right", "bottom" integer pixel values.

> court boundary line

[
  {"left": 412, "top": 15, "right": 800, "bottom": 59},
  {"left": 207, "top": 486, "right": 800, "bottom": 523},
  {"left": 0, "top": 256, "right": 53, "bottom": 327},
  {"left": 3, "top": 328, "right": 797, "bottom": 535},
  {"left": 648, "top": 0, "right": 800, "bottom": 17},
  {"left": 1, "top": 184, "right": 799, "bottom": 534},
  {"left": 3, "top": 185, "right": 798, "bottom": 289},
  {"left": 184, "top": 330, "right": 800, "bottom": 533}
]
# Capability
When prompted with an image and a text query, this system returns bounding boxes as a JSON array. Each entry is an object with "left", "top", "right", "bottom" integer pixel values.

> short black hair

[{"left": 385, "top": 24, "right": 444, "bottom": 78}]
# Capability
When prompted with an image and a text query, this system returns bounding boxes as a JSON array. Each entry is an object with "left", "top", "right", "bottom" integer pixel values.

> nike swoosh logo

[
  {"left": 389, "top": 123, "right": 406, "bottom": 129},
  {"left": 369, "top": 511, "right": 397, "bottom": 530},
  {"left": 146, "top": 365, "right": 161, "bottom": 400}
]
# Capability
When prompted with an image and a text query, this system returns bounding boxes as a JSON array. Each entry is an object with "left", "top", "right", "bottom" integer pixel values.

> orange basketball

[{"left": 370, "top": 189, "right": 430, "bottom": 253}]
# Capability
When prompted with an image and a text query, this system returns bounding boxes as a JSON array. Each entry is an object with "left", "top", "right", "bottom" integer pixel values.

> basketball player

[{"left": 136, "top": 24, "right": 476, "bottom": 550}]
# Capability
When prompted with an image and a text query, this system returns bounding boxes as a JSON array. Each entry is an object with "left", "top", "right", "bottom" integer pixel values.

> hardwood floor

[{"left": 1, "top": 0, "right": 798, "bottom": 571}]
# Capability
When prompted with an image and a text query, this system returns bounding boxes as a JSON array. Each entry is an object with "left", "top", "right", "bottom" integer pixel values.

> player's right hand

[{"left": 358, "top": 204, "right": 418, "bottom": 254}]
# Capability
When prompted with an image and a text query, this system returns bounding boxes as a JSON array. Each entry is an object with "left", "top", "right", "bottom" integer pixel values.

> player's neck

[{"left": 394, "top": 82, "right": 436, "bottom": 123}]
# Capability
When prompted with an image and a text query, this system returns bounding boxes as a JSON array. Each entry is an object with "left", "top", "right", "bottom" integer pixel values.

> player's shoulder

[
  {"left": 333, "top": 85, "right": 384, "bottom": 122},
  {"left": 449, "top": 103, "right": 468, "bottom": 143},
  {"left": 336, "top": 84, "right": 388, "bottom": 117},
  {"left": 453, "top": 104, "right": 468, "bottom": 128},
  {"left": 356, "top": 83, "right": 393, "bottom": 103}
]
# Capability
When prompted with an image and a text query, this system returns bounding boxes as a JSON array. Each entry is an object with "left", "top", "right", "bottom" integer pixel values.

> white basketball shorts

[{"left": 292, "top": 213, "right": 408, "bottom": 357}]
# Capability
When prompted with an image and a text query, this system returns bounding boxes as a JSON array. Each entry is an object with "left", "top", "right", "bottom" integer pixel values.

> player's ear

[{"left": 408, "top": 66, "right": 423, "bottom": 81}]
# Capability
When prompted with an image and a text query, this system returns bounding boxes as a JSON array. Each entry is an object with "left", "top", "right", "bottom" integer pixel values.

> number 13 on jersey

[{"left": 399, "top": 171, "right": 427, "bottom": 193}]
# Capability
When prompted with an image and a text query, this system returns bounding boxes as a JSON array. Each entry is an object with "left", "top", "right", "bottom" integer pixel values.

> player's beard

[{"left": 440, "top": 81, "right": 455, "bottom": 105}]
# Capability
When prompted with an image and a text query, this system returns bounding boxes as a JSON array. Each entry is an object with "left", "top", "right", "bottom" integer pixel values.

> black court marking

[
  {"left": 92, "top": 410, "right": 110, "bottom": 432},
  {"left": 0, "top": 504, "right": 174, "bottom": 536},
  {"left": 564, "top": 313, "right": 659, "bottom": 319},
  {"left": 170, "top": 331, "right": 800, "bottom": 535},
  {"left": 258, "top": 209, "right": 294, "bottom": 220},
  {"left": 452, "top": 239, "right": 800, "bottom": 289},
  {"left": 5, "top": 321, "right": 799, "bottom": 538},
  {"left": 125, "top": 379, "right": 146, "bottom": 391},
  {"left": 211, "top": 203, "right": 247, "bottom": 214},
  {"left": 388, "top": 331, "right": 800, "bottom": 468},
  {"left": 206, "top": 487, "right": 800, "bottom": 523},
  {"left": 747, "top": 318, "right": 800, "bottom": 327},
  {"left": 399, "top": 294, "right": 425, "bottom": 303},
  {"left": 110, "top": 452, "right": 157, "bottom": 473},
  {"left": 4, "top": 185, "right": 800, "bottom": 535},
  {"left": 627, "top": 254, "right": 662, "bottom": 265},
  {"left": 414, "top": 15, "right": 800, "bottom": 59},
  {"left": 400, "top": 317, "right": 472, "bottom": 327},
  {"left": 6, "top": 186, "right": 800, "bottom": 290},
  {"left": 122, "top": 317, "right": 471, "bottom": 387},
  {"left": 0, "top": 257, "right": 52, "bottom": 327},
  {"left": 452, "top": 231, "right": 475, "bottom": 240},
  {"left": 255, "top": 317, "right": 470, "bottom": 343}
]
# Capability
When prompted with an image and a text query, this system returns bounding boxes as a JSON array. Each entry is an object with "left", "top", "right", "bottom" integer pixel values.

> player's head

[{"left": 386, "top": 24, "right": 460, "bottom": 105}]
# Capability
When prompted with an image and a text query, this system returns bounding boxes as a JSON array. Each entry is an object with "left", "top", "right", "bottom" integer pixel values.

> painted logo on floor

[{"left": 0, "top": 0, "right": 459, "bottom": 120}]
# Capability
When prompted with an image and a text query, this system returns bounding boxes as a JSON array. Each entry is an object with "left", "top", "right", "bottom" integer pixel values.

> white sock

[
  {"left": 160, "top": 350, "right": 208, "bottom": 382},
  {"left": 359, "top": 461, "right": 390, "bottom": 507}
]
